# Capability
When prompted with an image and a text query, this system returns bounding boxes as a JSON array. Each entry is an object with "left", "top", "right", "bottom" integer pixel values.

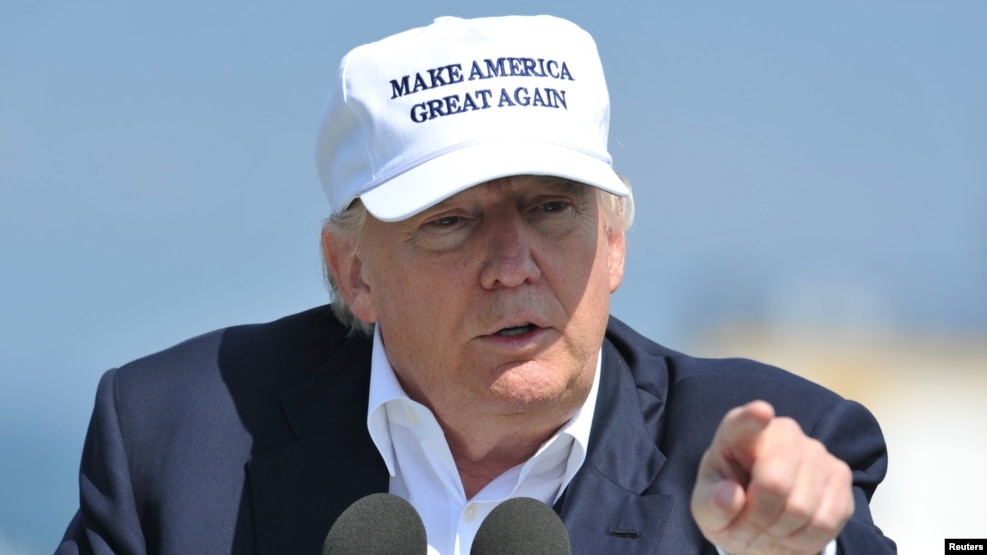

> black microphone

[
  {"left": 470, "top": 497, "right": 572, "bottom": 555},
  {"left": 322, "top": 493, "right": 427, "bottom": 554}
]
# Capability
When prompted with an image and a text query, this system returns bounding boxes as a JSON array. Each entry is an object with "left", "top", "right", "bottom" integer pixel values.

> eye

[
  {"left": 539, "top": 200, "right": 570, "bottom": 212},
  {"left": 417, "top": 211, "right": 473, "bottom": 237},
  {"left": 530, "top": 199, "right": 573, "bottom": 216},
  {"left": 524, "top": 195, "right": 581, "bottom": 239},
  {"left": 413, "top": 211, "right": 473, "bottom": 251},
  {"left": 431, "top": 215, "right": 463, "bottom": 226}
]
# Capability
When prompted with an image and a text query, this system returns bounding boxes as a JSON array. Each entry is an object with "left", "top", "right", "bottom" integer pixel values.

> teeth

[{"left": 497, "top": 324, "right": 532, "bottom": 337}]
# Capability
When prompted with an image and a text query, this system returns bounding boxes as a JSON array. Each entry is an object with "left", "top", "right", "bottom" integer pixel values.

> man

[{"left": 59, "top": 15, "right": 895, "bottom": 554}]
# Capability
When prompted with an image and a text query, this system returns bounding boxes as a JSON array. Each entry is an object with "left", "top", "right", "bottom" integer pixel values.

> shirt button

[
  {"left": 463, "top": 503, "right": 477, "bottom": 522},
  {"left": 406, "top": 407, "right": 419, "bottom": 426}
]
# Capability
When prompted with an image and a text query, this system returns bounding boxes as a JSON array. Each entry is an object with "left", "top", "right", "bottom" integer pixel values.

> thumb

[{"left": 691, "top": 462, "right": 748, "bottom": 532}]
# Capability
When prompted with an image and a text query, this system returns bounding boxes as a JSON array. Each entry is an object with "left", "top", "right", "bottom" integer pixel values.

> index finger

[{"left": 709, "top": 400, "right": 776, "bottom": 481}]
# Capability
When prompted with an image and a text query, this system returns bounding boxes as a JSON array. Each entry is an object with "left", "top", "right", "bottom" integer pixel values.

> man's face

[{"left": 340, "top": 175, "right": 626, "bottom": 425}]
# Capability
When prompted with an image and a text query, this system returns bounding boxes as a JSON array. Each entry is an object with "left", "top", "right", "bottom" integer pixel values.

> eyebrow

[
  {"left": 525, "top": 177, "right": 593, "bottom": 204},
  {"left": 541, "top": 177, "right": 588, "bottom": 195},
  {"left": 497, "top": 174, "right": 588, "bottom": 195},
  {"left": 423, "top": 176, "right": 589, "bottom": 215}
]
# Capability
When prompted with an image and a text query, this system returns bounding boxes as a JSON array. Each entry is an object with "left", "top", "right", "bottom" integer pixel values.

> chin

[{"left": 485, "top": 363, "right": 585, "bottom": 416}]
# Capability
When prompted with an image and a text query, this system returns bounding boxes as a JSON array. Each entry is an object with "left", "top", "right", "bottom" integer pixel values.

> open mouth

[{"left": 495, "top": 323, "right": 537, "bottom": 337}]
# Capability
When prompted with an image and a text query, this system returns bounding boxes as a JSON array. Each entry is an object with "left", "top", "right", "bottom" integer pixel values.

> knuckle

[
  {"left": 827, "top": 456, "right": 854, "bottom": 489},
  {"left": 806, "top": 499, "right": 854, "bottom": 539},
  {"left": 752, "top": 471, "right": 793, "bottom": 498},
  {"left": 836, "top": 458, "right": 853, "bottom": 481},
  {"left": 805, "top": 436, "right": 827, "bottom": 457},
  {"left": 783, "top": 496, "right": 814, "bottom": 524},
  {"left": 805, "top": 511, "right": 841, "bottom": 538},
  {"left": 773, "top": 416, "right": 803, "bottom": 436}
]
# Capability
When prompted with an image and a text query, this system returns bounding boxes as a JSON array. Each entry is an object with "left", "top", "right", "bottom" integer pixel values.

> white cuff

[{"left": 715, "top": 538, "right": 837, "bottom": 555}]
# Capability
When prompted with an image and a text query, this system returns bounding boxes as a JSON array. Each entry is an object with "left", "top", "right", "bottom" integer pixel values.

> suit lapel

[
  {"left": 247, "top": 333, "right": 389, "bottom": 554},
  {"left": 556, "top": 337, "right": 675, "bottom": 554}
]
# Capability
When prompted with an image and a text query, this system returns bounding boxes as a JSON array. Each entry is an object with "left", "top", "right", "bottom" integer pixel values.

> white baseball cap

[{"left": 315, "top": 15, "right": 629, "bottom": 221}]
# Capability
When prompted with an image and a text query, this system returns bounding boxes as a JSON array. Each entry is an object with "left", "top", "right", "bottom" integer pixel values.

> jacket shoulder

[
  {"left": 106, "top": 304, "right": 364, "bottom": 450},
  {"left": 605, "top": 315, "right": 845, "bottom": 413},
  {"left": 111, "top": 304, "right": 350, "bottom": 390}
]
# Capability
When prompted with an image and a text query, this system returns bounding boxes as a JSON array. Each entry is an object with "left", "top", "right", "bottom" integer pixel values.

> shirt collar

[{"left": 366, "top": 324, "right": 601, "bottom": 481}]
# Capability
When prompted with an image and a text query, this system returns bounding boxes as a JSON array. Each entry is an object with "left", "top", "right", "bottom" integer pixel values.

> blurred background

[{"left": 1, "top": 1, "right": 984, "bottom": 553}]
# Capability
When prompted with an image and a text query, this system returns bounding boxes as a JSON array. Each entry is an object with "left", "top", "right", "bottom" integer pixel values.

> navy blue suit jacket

[{"left": 58, "top": 305, "right": 895, "bottom": 553}]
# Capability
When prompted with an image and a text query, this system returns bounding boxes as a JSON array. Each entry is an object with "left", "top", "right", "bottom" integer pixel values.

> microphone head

[
  {"left": 323, "top": 493, "right": 427, "bottom": 554},
  {"left": 470, "top": 497, "right": 572, "bottom": 555}
]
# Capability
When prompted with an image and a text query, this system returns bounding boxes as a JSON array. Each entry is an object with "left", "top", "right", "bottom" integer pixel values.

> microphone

[
  {"left": 322, "top": 493, "right": 427, "bottom": 554},
  {"left": 470, "top": 497, "right": 572, "bottom": 555}
]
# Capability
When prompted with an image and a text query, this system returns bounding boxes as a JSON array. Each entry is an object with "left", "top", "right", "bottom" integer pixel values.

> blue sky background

[{"left": 1, "top": 1, "right": 985, "bottom": 552}]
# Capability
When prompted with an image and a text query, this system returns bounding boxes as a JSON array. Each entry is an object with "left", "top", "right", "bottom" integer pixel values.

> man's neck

[{"left": 438, "top": 415, "right": 569, "bottom": 499}]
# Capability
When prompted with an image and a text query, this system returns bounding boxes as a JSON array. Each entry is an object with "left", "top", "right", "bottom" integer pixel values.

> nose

[{"left": 479, "top": 213, "right": 541, "bottom": 290}]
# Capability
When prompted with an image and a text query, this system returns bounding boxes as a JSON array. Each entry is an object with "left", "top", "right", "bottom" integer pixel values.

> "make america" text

[{"left": 387, "top": 57, "right": 575, "bottom": 123}]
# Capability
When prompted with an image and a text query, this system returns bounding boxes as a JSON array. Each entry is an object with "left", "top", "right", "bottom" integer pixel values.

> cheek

[
  {"left": 371, "top": 256, "right": 468, "bottom": 335},
  {"left": 352, "top": 248, "right": 405, "bottom": 325}
]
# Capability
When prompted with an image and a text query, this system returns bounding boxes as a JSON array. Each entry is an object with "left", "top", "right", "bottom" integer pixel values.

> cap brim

[{"left": 358, "top": 139, "right": 629, "bottom": 222}]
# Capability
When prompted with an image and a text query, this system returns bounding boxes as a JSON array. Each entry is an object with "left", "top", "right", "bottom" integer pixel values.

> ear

[
  {"left": 606, "top": 228, "right": 626, "bottom": 294},
  {"left": 321, "top": 228, "right": 378, "bottom": 324}
]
